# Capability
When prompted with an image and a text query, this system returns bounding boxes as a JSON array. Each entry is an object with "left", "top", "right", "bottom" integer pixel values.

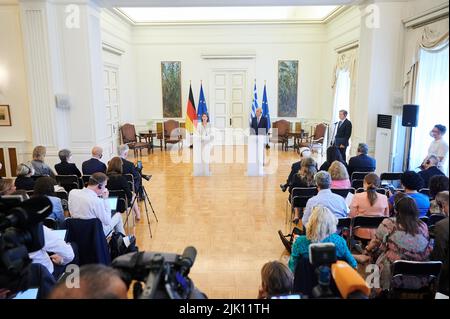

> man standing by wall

[{"left": 333, "top": 110, "right": 352, "bottom": 162}]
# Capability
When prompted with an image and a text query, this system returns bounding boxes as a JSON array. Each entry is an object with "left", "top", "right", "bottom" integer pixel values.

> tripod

[{"left": 125, "top": 182, "right": 158, "bottom": 238}]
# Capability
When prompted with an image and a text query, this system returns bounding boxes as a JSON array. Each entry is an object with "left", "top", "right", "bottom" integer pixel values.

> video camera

[
  {"left": 0, "top": 195, "right": 53, "bottom": 295},
  {"left": 136, "top": 160, "right": 151, "bottom": 182},
  {"left": 112, "top": 246, "right": 206, "bottom": 299},
  {"left": 309, "top": 243, "right": 370, "bottom": 299}
]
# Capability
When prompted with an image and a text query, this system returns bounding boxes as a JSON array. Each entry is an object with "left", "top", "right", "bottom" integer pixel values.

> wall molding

[
  {"left": 201, "top": 54, "right": 256, "bottom": 60},
  {"left": 102, "top": 41, "right": 125, "bottom": 55},
  {"left": 403, "top": 2, "right": 449, "bottom": 29}
]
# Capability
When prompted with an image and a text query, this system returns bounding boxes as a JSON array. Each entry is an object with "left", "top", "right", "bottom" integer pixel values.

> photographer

[{"left": 119, "top": 144, "right": 143, "bottom": 199}]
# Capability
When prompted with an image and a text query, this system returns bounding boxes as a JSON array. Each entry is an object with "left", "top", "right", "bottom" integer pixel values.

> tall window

[
  {"left": 410, "top": 45, "right": 449, "bottom": 175},
  {"left": 332, "top": 70, "right": 351, "bottom": 122}
]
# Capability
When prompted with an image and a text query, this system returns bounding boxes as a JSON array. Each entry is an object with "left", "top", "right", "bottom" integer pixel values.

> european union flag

[
  {"left": 262, "top": 83, "right": 271, "bottom": 129},
  {"left": 197, "top": 83, "right": 208, "bottom": 122}
]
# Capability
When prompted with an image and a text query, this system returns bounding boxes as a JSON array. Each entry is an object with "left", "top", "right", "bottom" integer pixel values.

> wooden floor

[{"left": 129, "top": 145, "right": 323, "bottom": 299}]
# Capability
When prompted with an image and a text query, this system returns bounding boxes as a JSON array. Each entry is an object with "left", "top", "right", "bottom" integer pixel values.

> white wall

[{"left": 0, "top": 4, "right": 32, "bottom": 175}]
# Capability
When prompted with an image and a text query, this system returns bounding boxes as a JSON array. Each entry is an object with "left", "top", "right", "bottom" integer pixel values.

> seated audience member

[
  {"left": 328, "top": 160, "right": 351, "bottom": 189},
  {"left": 355, "top": 194, "right": 432, "bottom": 291},
  {"left": 419, "top": 155, "right": 445, "bottom": 188},
  {"left": 302, "top": 171, "right": 348, "bottom": 226},
  {"left": 0, "top": 161, "right": 2, "bottom": 179},
  {"left": 290, "top": 157, "right": 317, "bottom": 224},
  {"left": 258, "top": 261, "right": 294, "bottom": 299},
  {"left": 68, "top": 172, "right": 125, "bottom": 236},
  {"left": 0, "top": 178, "right": 28, "bottom": 200},
  {"left": 347, "top": 143, "right": 376, "bottom": 177},
  {"left": 33, "top": 177, "right": 65, "bottom": 227},
  {"left": 106, "top": 156, "right": 141, "bottom": 221},
  {"left": 82, "top": 146, "right": 107, "bottom": 175},
  {"left": 388, "top": 171, "right": 430, "bottom": 217},
  {"left": 319, "top": 146, "right": 346, "bottom": 172},
  {"left": 429, "top": 175, "right": 449, "bottom": 214},
  {"left": 14, "top": 163, "right": 35, "bottom": 191},
  {"left": 48, "top": 264, "right": 128, "bottom": 299},
  {"left": 54, "top": 149, "right": 82, "bottom": 177},
  {"left": 31, "top": 145, "right": 56, "bottom": 178},
  {"left": 424, "top": 124, "right": 448, "bottom": 172},
  {"left": 280, "top": 147, "right": 313, "bottom": 192},
  {"left": 349, "top": 173, "right": 389, "bottom": 240},
  {"left": 431, "top": 191, "right": 449, "bottom": 295},
  {"left": 289, "top": 206, "right": 357, "bottom": 273},
  {"left": 29, "top": 225, "right": 74, "bottom": 279},
  {"left": 119, "top": 144, "right": 142, "bottom": 197}
]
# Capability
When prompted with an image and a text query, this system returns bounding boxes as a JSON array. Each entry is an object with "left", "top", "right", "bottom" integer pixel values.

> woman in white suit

[{"left": 194, "top": 113, "right": 213, "bottom": 176}]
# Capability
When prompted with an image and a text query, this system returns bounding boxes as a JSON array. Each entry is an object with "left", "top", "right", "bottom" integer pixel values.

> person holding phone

[{"left": 119, "top": 144, "right": 143, "bottom": 199}]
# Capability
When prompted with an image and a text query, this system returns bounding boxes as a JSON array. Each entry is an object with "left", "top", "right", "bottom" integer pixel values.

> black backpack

[{"left": 109, "top": 232, "right": 138, "bottom": 260}]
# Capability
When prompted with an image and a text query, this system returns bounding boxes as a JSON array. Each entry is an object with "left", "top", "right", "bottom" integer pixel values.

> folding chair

[
  {"left": 108, "top": 190, "right": 128, "bottom": 214},
  {"left": 55, "top": 175, "right": 80, "bottom": 193},
  {"left": 54, "top": 191, "right": 69, "bottom": 213},
  {"left": 350, "top": 216, "right": 387, "bottom": 247},
  {"left": 389, "top": 260, "right": 442, "bottom": 299},
  {"left": 351, "top": 171, "right": 372, "bottom": 182},
  {"left": 337, "top": 217, "right": 352, "bottom": 238},
  {"left": 124, "top": 174, "right": 135, "bottom": 193},
  {"left": 351, "top": 179, "right": 364, "bottom": 189},
  {"left": 285, "top": 187, "right": 318, "bottom": 229},
  {"left": 331, "top": 188, "right": 355, "bottom": 199},
  {"left": 419, "top": 188, "right": 430, "bottom": 198},
  {"left": 380, "top": 172, "right": 403, "bottom": 188}
]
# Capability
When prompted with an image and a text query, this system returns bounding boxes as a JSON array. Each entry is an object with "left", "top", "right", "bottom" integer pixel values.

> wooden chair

[
  {"left": 299, "top": 123, "right": 327, "bottom": 155},
  {"left": 270, "top": 120, "right": 290, "bottom": 151},
  {"left": 120, "top": 123, "right": 150, "bottom": 158},
  {"left": 163, "top": 120, "right": 183, "bottom": 150}
]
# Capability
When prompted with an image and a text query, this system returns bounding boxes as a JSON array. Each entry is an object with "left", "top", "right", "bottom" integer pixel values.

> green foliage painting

[
  {"left": 161, "top": 61, "right": 182, "bottom": 118},
  {"left": 277, "top": 60, "right": 299, "bottom": 117}
]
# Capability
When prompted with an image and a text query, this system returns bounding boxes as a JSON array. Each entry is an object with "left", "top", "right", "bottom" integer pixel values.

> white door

[
  {"left": 103, "top": 65, "right": 120, "bottom": 159},
  {"left": 210, "top": 70, "right": 246, "bottom": 145}
]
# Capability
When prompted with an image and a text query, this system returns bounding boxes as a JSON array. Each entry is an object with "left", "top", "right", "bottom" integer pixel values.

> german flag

[{"left": 185, "top": 84, "right": 197, "bottom": 133}]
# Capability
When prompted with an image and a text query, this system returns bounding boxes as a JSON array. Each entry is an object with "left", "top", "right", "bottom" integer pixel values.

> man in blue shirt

[{"left": 302, "top": 171, "right": 349, "bottom": 226}]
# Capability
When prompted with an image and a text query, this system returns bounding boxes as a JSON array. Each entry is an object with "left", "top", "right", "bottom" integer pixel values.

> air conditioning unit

[{"left": 374, "top": 114, "right": 405, "bottom": 175}]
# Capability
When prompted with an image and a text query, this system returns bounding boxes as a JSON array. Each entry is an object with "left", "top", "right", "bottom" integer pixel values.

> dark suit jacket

[
  {"left": 334, "top": 119, "right": 352, "bottom": 147},
  {"left": 14, "top": 176, "right": 35, "bottom": 191},
  {"left": 107, "top": 173, "right": 132, "bottom": 202},
  {"left": 287, "top": 161, "right": 301, "bottom": 185},
  {"left": 419, "top": 166, "right": 445, "bottom": 188},
  {"left": 251, "top": 116, "right": 268, "bottom": 135},
  {"left": 82, "top": 158, "right": 107, "bottom": 175},
  {"left": 55, "top": 161, "right": 82, "bottom": 177},
  {"left": 348, "top": 154, "right": 376, "bottom": 176},
  {"left": 121, "top": 158, "right": 141, "bottom": 191}
]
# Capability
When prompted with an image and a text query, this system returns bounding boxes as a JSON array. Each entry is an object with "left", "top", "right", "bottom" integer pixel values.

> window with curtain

[
  {"left": 332, "top": 70, "right": 351, "bottom": 122},
  {"left": 409, "top": 45, "right": 449, "bottom": 175}
]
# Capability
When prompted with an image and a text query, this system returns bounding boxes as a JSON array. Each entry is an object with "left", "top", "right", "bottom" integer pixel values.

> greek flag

[{"left": 249, "top": 82, "right": 258, "bottom": 125}]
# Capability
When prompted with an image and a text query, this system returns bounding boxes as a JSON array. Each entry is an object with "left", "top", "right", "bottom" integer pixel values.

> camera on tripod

[
  {"left": 136, "top": 160, "right": 151, "bottom": 181},
  {"left": 0, "top": 195, "right": 53, "bottom": 295},
  {"left": 112, "top": 246, "right": 206, "bottom": 299}
]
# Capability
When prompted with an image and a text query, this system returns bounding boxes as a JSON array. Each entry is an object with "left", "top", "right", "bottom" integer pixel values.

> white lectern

[
  {"left": 247, "top": 135, "right": 265, "bottom": 176},
  {"left": 193, "top": 134, "right": 212, "bottom": 176}
]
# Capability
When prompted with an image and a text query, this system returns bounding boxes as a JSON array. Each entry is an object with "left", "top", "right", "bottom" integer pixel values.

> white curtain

[
  {"left": 332, "top": 70, "right": 351, "bottom": 123},
  {"left": 409, "top": 45, "right": 449, "bottom": 175}
]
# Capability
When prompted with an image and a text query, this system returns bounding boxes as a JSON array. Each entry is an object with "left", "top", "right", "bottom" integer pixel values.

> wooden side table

[{"left": 138, "top": 131, "right": 156, "bottom": 154}]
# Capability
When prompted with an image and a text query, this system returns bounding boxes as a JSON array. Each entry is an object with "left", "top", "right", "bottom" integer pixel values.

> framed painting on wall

[
  {"left": 277, "top": 60, "right": 299, "bottom": 117},
  {"left": 161, "top": 61, "right": 182, "bottom": 118},
  {"left": 0, "top": 105, "right": 11, "bottom": 126}
]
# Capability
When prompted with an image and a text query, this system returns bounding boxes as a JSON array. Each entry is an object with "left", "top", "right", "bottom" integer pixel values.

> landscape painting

[
  {"left": 277, "top": 60, "right": 299, "bottom": 117},
  {"left": 161, "top": 61, "right": 182, "bottom": 118}
]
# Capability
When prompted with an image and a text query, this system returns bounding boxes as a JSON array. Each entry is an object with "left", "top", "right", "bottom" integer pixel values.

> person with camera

[
  {"left": 119, "top": 144, "right": 143, "bottom": 199},
  {"left": 68, "top": 172, "right": 125, "bottom": 236},
  {"left": 106, "top": 156, "right": 141, "bottom": 221},
  {"left": 14, "top": 163, "right": 35, "bottom": 191},
  {"left": 354, "top": 194, "right": 432, "bottom": 293},
  {"left": 289, "top": 206, "right": 356, "bottom": 274}
]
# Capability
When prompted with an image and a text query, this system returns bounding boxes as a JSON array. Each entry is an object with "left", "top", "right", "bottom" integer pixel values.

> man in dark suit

[
  {"left": 55, "top": 149, "right": 82, "bottom": 177},
  {"left": 332, "top": 110, "right": 352, "bottom": 161},
  {"left": 347, "top": 143, "right": 376, "bottom": 177},
  {"left": 82, "top": 146, "right": 107, "bottom": 175},
  {"left": 419, "top": 155, "right": 445, "bottom": 188},
  {"left": 251, "top": 108, "right": 269, "bottom": 136},
  {"left": 119, "top": 144, "right": 142, "bottom": 198}
]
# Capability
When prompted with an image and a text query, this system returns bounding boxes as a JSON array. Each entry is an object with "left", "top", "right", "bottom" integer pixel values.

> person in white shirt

[
  {"left": 68, "top": 172, "right": 125, "bottom": 236},
  {"left": 423, "top": 124, "right": 449, "bottom": 172},
  {"left": 29, "top": 226, "right": 74, "bottom": 275}
]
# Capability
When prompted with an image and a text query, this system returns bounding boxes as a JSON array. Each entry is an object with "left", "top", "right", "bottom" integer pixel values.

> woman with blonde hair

[
  {"left": 106, "top": 156, "right": 141, "bottom": 221},
  {"left": 328, "top": 160, "right": 351, "bottom": 189},
  {"left": 31, "top": 145, "right": 56, "bottom": 178},
  {"left": 288, "top": 206, "right": 356, "bottom": 273}
]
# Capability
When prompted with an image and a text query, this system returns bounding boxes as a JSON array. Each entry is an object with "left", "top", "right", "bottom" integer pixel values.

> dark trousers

[{"left": 339, "top": 146, "right": 347, "bottom": 162}]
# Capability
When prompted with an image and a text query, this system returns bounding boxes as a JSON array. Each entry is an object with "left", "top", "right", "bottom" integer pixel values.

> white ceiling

[
  {"left": 116, "top": 6, "right": 342, "bottom": 24},
  {"left": 104, "top": 0, "right": 355, "bottom": 7}
]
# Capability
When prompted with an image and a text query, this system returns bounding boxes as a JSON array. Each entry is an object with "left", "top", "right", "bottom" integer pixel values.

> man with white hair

[
  {"left": 82, "top": 146, "right": 107, "bottom": 175},
  {"left": 302, "top": 171, "right": 348, "bottom": 226},
  {"left": 280, "top": 147, "right": 313, "bottom": 192},
  {"left": 118, "top": 144, "right": 142, "bottom": 197},
  {"left": 251, "top": 107, "right": 269, "bottom": 136}
]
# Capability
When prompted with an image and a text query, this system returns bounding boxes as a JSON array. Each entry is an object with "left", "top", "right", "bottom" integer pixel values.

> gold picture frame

[{"left": 0, "top": 105, "right": 11, "bottom": 126}]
